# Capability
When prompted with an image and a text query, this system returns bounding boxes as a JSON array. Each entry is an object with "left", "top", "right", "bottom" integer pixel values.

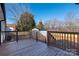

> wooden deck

[{"left": 0, "top": 39, "right": 76, "bottom": 56}]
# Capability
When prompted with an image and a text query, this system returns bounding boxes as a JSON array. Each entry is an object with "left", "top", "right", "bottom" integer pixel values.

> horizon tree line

[{"left": 5, "top": 4, "right": 79, "bottom": 32}]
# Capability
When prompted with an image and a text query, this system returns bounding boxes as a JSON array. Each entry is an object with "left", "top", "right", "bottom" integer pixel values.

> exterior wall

[
  {"left": 0, "top": 4, "right": 4, "bottom": 21},
  {"left": 0, "top": 4, "right": 6, "bottom": 44},
  {"left": 1, "top": 32, "right": 5, "bottom": 43},
  {"left": 1, "top": 21, "right": 5, "bottom": 31},
  {"left": 1, "top": 21, "right": 5, "bottom": 43}
]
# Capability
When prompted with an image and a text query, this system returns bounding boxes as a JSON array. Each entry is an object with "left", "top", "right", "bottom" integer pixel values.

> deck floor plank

[{"left": 0, "top": 39, "right": 76, "bottom": 56}]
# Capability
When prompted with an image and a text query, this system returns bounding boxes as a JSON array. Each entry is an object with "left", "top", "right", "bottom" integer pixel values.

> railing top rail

[
  {"left": 0, "top": 31, "right": 30, "bottom": 32},
  {"left": 47, "top": 31, "right": 79, "bottom": 34}
]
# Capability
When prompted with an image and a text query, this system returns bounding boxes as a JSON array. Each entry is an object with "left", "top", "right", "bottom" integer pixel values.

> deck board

[{"left": 0, "top": 39, "right": 76, "bottom": 56}]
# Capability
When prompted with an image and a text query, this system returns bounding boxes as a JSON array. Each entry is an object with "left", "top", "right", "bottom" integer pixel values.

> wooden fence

[{"left": 3, "top": 31, "right": 31, "bottom": 42}]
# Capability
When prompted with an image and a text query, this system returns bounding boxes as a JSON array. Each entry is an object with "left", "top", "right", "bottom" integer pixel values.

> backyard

[{"left": 0, "top": 3, "right": 79, "bottom": 56}]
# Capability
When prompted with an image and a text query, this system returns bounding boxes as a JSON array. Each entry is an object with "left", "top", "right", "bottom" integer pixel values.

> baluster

[
  {"left": 71, "top": 34, "right": 74, "bottom": 48},
  {"left": 61, "top": 33, "right": 62, "bottom": 48},
  {"left": 69, "top": 34, "right": 71, "bottom": 49},
  {"left": 70, "top": 34, "right": 72, "bottom": 49},
  {"left": 67, "top": 34, "right": 69, "bottom": 49},
  {"left": 73, "top": 34, "right": 76, "bottom": 50},
  {"left": 61, "top": 33, "right": 63, "bottom": 49},
  {"left": 66, "top": 33, "right": 68, "bottom": 50},
  {"left": 56, "top": 33, "right": 58, "bottom": 47},
  {"left": 64, "top": 33, "right": 66, "bottom": 50},
  {"left": 63, "top": 33, "right": 65, "bottom": 49}
]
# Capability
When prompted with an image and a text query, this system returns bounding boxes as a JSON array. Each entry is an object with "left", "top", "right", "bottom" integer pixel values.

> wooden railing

[
  {"left": 1, "top": 31, "right": 46, "bottom": 43},
  {"left": 1, "top": 30, "right": 79, "bottom": 54},
  {"left": 47, "top": 31, "right": 79, "bottom": 55}
]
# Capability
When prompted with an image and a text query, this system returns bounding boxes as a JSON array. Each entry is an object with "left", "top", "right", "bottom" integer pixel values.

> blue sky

[{"left": 5, "top": 3, "right": 79, "bottom": 24}]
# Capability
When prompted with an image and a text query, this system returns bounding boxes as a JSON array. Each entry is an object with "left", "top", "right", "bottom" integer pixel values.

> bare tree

[
  {"left": 64, "top": 12, "right": 79, "bottom": 32},
  {"left": 44, "top": 18, "right": 62, "bottom": 31}
]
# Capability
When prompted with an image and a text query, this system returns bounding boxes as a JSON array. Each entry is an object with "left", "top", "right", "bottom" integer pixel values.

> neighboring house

[{"left": 6, "top": 24, "right": 16, "bottom": 31}]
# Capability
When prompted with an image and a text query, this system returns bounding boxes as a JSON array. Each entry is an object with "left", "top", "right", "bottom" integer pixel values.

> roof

[{"left": 32, "top": 28, "right": 39, "bottom": 31}]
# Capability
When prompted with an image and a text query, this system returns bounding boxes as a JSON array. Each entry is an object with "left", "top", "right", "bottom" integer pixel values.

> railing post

[
  {"left": 55, "top": 33, "right": 57, "bottom": 46},
  {"left": 36, "top": 31, "right": 38, "bottom": 41},
  {"left": 76, "top": 34, "right": 79, "bottom": 55},
  {"left": 47, "top": 31, "right": 50, "bottom": 45},
  {"left": 29, "top": 31, "right": 32, "bottom": 39},
  {"left": 16, "top": 31, "right": 18, "bottom": 42},
  {"left": 0, "top": 21, "right": 1, "bottom": 45}
]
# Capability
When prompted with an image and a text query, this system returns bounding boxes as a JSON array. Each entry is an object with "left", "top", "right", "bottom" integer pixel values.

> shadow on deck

[{"left": 0, "top": 39, "right": 76, "bottom": 56}]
